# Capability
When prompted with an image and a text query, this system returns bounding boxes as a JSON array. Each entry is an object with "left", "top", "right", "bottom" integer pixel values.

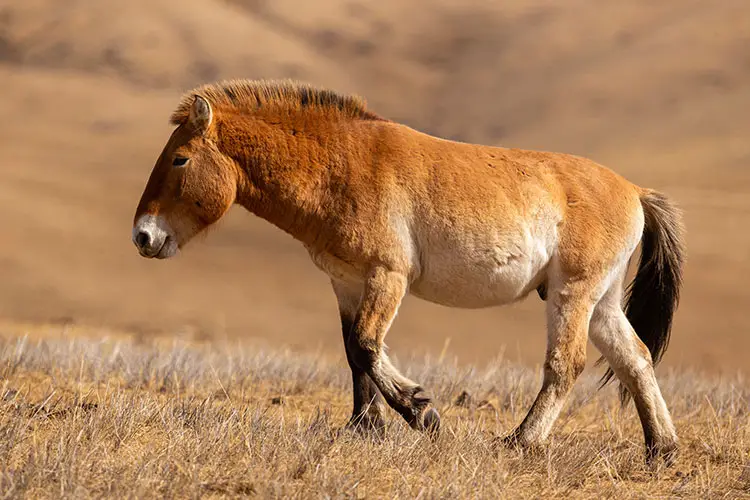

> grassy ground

[{"left": 0, "top": 331, "right": 748, "bottom": 499}]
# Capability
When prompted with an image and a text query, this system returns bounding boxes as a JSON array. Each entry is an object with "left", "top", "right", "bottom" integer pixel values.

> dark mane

[{"left": 170, "top": 79, "right": 386, "bottom": 125}]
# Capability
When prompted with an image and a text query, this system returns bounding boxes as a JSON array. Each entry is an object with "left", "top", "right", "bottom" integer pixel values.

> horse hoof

[
  {"left": 662, "top": 445, "right": 679, "bottom": 468},
  {"left": 646, "top": 442, "right": 679, "bottom": 468},
  {"left": 495, "top": 431, "right": 541, "bottom": 454},
  {"left": 423, "top": 408, "right": 441, "bottom": 437},
  {"left": 499, "top": 433, "right": 521, "bottom": 450}
]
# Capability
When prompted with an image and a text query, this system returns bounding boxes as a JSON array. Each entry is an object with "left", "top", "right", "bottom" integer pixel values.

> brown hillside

[{"left": 0, "top": 0, "right": 748, "bottom": 373}]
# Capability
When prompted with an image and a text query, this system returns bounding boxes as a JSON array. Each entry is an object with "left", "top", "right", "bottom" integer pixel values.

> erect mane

[{"left": 170, "top": 79, "right": 386, "bottom": 125}]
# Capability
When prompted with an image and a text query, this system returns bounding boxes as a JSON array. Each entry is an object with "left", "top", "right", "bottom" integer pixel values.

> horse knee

[{"left": 347, "top": 335, "right": 379, "bottom": 372}]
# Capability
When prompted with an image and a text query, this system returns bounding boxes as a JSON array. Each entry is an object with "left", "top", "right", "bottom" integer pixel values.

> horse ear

[{"left": 188, "top": 95, "right": 213, "bottom": 134}]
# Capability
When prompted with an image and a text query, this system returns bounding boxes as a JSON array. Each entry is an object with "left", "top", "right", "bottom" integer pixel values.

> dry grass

[{"left": 0, "top": 332, "right": 748, "bottom": 499}]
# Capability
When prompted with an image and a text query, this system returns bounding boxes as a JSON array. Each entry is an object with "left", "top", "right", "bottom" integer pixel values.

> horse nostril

[{"left": 135, "top": 230, "right": 150, "bottom": 249}]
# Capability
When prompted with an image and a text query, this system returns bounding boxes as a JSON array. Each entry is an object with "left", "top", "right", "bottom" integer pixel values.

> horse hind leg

[
  {"left": 589, "top": 280, "right": 678, "bottom": 465},
  {"left": 503, "top": 276, "right": 594, "bottom": 448}
]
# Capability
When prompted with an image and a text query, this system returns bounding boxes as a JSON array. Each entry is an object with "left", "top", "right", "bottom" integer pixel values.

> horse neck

[{"left": 218, "top": 112, "right": 355, "bottom": 246}]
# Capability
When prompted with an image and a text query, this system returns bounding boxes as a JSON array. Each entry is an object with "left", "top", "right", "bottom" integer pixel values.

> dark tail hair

[{"left": 599, "top": 190, "right": 686, "bottom": 403}]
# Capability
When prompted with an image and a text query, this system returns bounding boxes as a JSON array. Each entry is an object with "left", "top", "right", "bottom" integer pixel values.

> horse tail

[{"left": 600, "top": 189, "right": 686, "bottom": 403}]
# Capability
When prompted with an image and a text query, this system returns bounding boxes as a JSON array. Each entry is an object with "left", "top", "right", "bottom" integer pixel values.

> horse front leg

[
  {"left": 331, "top": 280, "right": 387, "bottom": 432},
  {"left": 345, "top": 267, "right": 440, "bottom": 434}
]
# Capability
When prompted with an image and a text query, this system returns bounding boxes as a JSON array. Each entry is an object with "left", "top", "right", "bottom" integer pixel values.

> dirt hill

[{"left": 0, "top": 0, "right": 748, "bottom": 373}]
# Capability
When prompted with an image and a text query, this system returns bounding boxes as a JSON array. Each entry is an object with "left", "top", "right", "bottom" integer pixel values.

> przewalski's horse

[{"left": 132, "top": 79, "right": 685, "bottom": 464}]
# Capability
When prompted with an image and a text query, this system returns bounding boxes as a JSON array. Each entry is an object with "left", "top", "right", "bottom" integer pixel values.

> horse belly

[{"left": 409, "top": 229, "right": 554, "bottom": 309}]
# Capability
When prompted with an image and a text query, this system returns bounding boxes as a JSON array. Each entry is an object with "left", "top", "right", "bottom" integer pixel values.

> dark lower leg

[
  {"left": 360, "top": 349, "right": 434, "bottom": 430},
  {"left": 347, "top": 268, "right": 440, "bottom": 433},
  {"left": 341, "top": 316, "right": 386, "bottom": 430}
]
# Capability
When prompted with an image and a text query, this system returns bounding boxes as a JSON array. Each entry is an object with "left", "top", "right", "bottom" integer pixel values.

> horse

[{"left": 132, "top": 79, "right": 685, "bottom": 465}]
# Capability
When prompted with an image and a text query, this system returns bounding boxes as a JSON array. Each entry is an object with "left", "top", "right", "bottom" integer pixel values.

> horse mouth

[
  {"left": 156, "top": 236, "right": 179, "bottom": 259},
  {"left": 138, "top": 236, "right": 175, "bottom": 259},
  {"left": 152, "top": 237, "right": 172, "bottom": 259}
]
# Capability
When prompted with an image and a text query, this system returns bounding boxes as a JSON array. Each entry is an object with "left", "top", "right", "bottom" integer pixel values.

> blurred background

[{"left": 0, "top": 0, "right": 748, "bottom": 374}]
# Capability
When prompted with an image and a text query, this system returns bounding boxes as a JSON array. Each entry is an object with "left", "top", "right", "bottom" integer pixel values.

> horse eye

[{"left": 172, "top": 156, "right": 189, "bottom": 167}]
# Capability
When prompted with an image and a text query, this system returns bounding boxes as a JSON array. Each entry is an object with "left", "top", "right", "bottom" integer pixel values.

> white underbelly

[
  {"left": 409, "top": 227, "right": 556, "bottom": 308},
  {"left": 307, "top": 210, "right": 559, "bottom": 309}
]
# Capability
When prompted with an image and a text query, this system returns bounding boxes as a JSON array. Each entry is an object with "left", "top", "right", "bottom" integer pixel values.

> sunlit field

[{"left": 0, "top": 331, "right": 747, "bottom": 498}]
